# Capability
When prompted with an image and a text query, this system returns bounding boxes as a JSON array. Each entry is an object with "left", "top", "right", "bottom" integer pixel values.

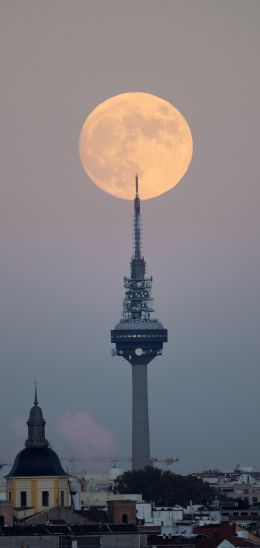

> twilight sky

[{"left": 0, "top": 0, "right": 260, "bottom": 474}]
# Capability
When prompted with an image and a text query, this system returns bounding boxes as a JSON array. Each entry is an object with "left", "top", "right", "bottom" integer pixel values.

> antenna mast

[
  {"left": 122, "top": 176, "right": 153, "bottom": 322},
  {"left": 134, "top": 175, "right": 141, "bottom": 259}
]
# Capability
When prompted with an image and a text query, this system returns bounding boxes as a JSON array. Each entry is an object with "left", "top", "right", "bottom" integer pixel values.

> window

[
  {"left": 42, "top": 491, "right": 49, "bottom": 507},
  {"left": 60, "top": 490, "right": 64, "bottom": 506},
  {"left": 8, "top": 491, "right": 11, "bottom": 501},
  {"left": 122, "top": 513, "right": 128, "bottom": 524},
  {"left": 20, "top": 491, "right": 27, "bottom": 507}
]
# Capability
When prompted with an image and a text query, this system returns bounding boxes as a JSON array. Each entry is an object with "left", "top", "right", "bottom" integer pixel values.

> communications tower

[{"left": 111, "top": 176, "right": 167, "bottom": 470}]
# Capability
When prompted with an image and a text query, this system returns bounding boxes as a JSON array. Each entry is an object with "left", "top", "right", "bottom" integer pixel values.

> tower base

[{"left": 132, "top": 363, "right": 150, "bottom": 470}]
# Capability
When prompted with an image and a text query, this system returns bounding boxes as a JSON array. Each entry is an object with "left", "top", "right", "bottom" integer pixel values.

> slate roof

[{"left": 6, "top": 447, "right": 67, "bottom": 478}]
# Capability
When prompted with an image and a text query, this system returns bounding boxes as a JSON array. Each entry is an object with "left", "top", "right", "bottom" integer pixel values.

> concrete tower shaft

[
  {"left": 111, "top": 177, "right": 167, "bottom": 470},
  {"left": 132, "top": 363, "right": 150, "bottom": 470}
]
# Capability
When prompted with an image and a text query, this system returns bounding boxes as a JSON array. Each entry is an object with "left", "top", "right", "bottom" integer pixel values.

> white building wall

[
  {"left": 152, "top": 508, "right": 183, "bottom": 525},
  {"left": 136, "top": 502, "right": 152, "bottom": 522}
]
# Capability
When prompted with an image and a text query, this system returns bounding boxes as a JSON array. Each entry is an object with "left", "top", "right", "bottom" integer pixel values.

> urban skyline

[{"left": 0, "top": 0, "right": 259, "bottom": 474}]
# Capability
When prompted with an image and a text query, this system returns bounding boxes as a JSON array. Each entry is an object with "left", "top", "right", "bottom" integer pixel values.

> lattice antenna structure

[{"left": 122, "top": 175, "right": 154, "bottom": 323}]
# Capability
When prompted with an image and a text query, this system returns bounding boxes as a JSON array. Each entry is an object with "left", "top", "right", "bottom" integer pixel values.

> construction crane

[
  {"left": 61, "top": 456, "right": 179, "bottom": 469},
  {"left": 61, "top": 456, "right": 131, "bottom": 466}
]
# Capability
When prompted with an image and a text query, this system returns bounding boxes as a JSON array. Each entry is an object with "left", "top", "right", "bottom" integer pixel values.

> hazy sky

[{"left": 0, "top": 0, "right": 259, "bottom": 474}]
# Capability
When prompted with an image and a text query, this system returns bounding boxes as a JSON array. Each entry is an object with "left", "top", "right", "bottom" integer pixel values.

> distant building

[
  {"left": 6, "top": 387, "right": 69, "bottom": 516},
  {"left": 0, "top": 463, "right": 11, "bottom": 502},
  {"left": 107, "top": 500, "right": 137, "bottom": 524},
  {"left": 0, "top": 501, "right": 13, "bottom": 526},
  {"left": 217, "top": 482, "right": 260, "bottom": 505},
  {"left": 192, "top": 523, "right": 253, "bottom": 547},
  {"left": 193, "top": 466, "right": 260, "bottom": 506},
  {"left": 74, "top": 470, "right": 142, "bottom": 507}
]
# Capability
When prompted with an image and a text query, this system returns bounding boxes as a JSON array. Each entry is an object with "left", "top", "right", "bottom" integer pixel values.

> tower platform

[{"left": 111, "top": 320, "right": 167, "bottom": 365}]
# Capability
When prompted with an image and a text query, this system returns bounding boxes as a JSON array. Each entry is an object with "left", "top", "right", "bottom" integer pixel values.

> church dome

[
  {"left": 6, "top": 447, "right": 67, "bottom": 478},
  {"left": 7, "top": 385, "right": 67, "bottom": 478}
]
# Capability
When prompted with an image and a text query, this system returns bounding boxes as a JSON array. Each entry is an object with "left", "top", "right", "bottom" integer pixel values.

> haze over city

[{"left": 0, "top": 0, "right": 259, "bottom": 474}]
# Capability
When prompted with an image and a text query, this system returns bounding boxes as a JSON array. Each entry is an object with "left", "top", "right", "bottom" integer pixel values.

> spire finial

[
  {"left": 25, "top": 381, "right": 49, "bottom": 448},
  {"left": 34, "top": 379, "right": 38, "bottom": 406},
  {"left": 136, "top": 174, "right": 139, "bottom": 196}
]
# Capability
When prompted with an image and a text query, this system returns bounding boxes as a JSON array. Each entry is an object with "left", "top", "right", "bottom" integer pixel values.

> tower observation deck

[{"left": 111, "top": 176, "right": 167, "bottom": 470}]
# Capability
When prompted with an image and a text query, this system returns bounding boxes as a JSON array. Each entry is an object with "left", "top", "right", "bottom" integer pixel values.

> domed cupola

[
  {"left": 6, "top": 386, "right": 69, "bottom": 513},
  {"left": 25, "top": 384, "right": 49, "bottom": 448},
  {"left": 7, "top": 385, "right": 67, "bottom": 479}
]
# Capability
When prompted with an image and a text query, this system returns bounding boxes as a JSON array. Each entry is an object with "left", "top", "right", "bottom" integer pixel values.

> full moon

[{"left": 79, "top": 92, "right": 193, "bottom": 200}]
